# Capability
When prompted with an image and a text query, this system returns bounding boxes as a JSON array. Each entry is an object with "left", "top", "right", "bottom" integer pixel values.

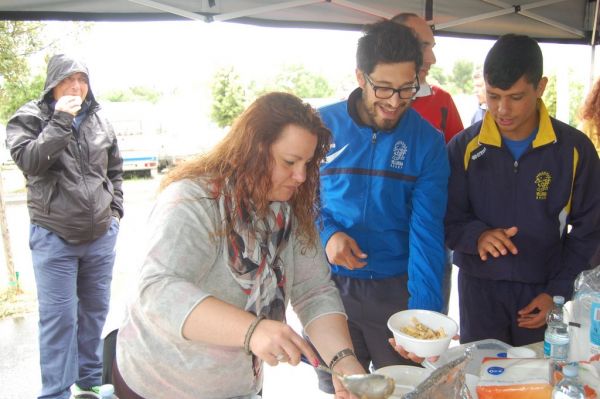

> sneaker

[{"left": 70, "top": 384, "right": 101, "bottom": 399}]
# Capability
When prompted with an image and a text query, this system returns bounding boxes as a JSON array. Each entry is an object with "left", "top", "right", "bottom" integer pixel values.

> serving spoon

[{"left": 314, "top": 363, "right": 395, "bottom": 399}]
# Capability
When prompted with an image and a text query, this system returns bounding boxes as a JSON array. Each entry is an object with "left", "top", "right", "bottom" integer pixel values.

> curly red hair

[
  {"left": 161, "top": 92, "right": 331, "bottom": 248},
  {"left": 580, "top": 78, "right": 600, "bottom": 149}
]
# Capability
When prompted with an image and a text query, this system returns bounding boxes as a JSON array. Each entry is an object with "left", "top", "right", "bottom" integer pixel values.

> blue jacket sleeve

[
  {"left": 319, "top": 205, "right": 343, "bottom": 250},
  {"left": 547, "top": 141, "right": 600, "bottom": 299},
  {"left": 445, "top": 137, "right": 490, "bottom": 255},
  {"left": 407, "top": 135, "right": 449, "bottom": 311}
]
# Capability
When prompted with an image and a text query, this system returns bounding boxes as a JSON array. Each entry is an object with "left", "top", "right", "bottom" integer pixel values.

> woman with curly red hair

[
  {"left": 579, "top": 79, "right": 600, "bottom": 267},
  {"left": 580, "top": 78, "right": 600, "bottom": 153},
  {"left": 113, "top": 92, "right": 365, "bottom": 399}
]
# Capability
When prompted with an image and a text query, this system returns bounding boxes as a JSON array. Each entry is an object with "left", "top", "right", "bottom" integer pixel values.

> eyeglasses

[{"left": 363, "top": 73, "right": 420, "bottom": 99}]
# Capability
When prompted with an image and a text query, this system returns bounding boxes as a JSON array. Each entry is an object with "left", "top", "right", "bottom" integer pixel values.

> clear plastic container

[
  {"left": 423, "top": 338, "right": 512, "bottom": 375},
  {"left": 422, "top": 338, "right": 514, "bottom": 399},
  {"left": 570, "top": 289, "right": 600, "bottom": 361}
]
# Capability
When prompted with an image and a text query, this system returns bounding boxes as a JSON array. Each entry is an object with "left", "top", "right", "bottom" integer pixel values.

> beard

[{"left": 362, "top": 97, "right": 410, "bottom": 131}]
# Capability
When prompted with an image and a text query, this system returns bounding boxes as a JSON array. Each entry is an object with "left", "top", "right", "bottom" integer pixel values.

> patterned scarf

[{"left": 220, "top": 182, "right": 292, "bottom": 322}]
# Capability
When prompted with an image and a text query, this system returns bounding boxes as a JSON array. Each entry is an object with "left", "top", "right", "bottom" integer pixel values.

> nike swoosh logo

[{"left": 324, "top": 144, "right": 349, "bottom": 164}]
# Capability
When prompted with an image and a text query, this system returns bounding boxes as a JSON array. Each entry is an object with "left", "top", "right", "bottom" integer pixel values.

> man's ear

[
  {"left": 537, "top": 76, "right": 548, "bottom": 98},
  {"left": 356, "top": 68, "right": 366, "bottom": 90}
]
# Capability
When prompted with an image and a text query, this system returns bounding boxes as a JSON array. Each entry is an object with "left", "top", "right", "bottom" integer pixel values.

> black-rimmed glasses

[{"left": 363, "top": 73, "right": 420, "bottom": 99}]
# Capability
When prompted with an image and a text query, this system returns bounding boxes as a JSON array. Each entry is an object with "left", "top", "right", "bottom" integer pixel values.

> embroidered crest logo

[
  {"left": 391, "top": 140, "right": 407, "bottom": 169},
  {"left": 535, "top": 171, "right": 551, "bottom": 200}
]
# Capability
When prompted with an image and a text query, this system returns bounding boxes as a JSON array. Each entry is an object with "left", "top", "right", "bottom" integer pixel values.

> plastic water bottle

[
  {"left": 551, "top": 364, "right": 584, "bottom": 399},
  {"left": 544, "top": 295, "right": 570, "bottom": 362}
]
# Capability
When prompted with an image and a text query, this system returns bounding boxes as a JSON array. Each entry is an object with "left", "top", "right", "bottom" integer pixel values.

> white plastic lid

[
  {"left": 562, "top": 364, "right": 578, "bottom": 378},
  {"left": 554, "top": 295, "right": 565, "bottom": 305}
]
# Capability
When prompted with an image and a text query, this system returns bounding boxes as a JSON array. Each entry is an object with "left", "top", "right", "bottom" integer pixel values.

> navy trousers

[
  {"left": 458, "top": 271, "right": 546, "bottom": 347},
  {"left": 30, "top": 219, "right": 119, "bottom": 399}
]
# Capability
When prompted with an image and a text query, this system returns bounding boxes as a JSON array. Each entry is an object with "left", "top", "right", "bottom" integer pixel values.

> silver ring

[{"left": 275, "top": 354, "right": 287, "bottom": 362}]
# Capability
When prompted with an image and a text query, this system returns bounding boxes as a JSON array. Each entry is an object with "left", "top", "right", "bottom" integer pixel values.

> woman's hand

[
  {"left": 330, "top": 355, "right": 367, "bottom": 399},
  {"left": 249, "top": 319, "right": 320, "bottom": 367}
]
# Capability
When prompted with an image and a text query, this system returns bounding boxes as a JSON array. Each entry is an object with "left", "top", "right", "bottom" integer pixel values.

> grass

[{"left": 0, "top": 287, "right": 36, "bottom": 320}]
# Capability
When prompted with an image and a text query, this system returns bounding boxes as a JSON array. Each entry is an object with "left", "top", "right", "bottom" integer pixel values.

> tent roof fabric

[{"left": 0, "top": 0, "right": 598, "bottom": 45}]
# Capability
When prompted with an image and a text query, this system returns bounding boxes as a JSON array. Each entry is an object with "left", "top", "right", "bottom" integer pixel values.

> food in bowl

[
  {"left": 400, "top": 317, "right": 447, "bottom": 340},
  {"left": 387, "top": 309, "right": 458, "bottom": 358}
]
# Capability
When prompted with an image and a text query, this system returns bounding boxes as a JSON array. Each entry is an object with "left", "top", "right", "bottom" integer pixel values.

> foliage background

[{"left": 0, "top": 21, "right": 46, "bottom": 124}]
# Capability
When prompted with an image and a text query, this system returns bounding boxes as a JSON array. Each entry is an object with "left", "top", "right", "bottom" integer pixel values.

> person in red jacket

[
  {"left": 392, "top": 13, "right": 463, "bottom": 322},
  {"left": 392, "top": 13, "right": 464, "bottom": 144}
]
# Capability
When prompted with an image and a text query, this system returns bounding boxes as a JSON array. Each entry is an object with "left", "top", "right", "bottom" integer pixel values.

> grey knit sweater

[{"left": 116, "top": 178, "right": 344, "bottom": 398}]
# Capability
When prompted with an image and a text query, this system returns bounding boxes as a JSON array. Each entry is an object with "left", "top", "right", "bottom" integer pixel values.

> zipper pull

[
  {"left": 371, "top": 131, "right": 377, "bottom": 144},
  {"left": 513, "top": 160, "right": 518, "bottom": 173}
]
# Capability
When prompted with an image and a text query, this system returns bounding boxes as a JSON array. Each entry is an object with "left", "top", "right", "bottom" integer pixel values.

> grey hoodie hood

[{"left": 41, "top": 54, "right": 96, "bottom": 105}]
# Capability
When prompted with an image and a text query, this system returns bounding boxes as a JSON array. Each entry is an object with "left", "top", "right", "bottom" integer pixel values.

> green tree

[
  {"left": 103, "top": 90, "right": 129, "bottom": 102},
  {"left": 0, "top": 21, "right": 45, "bottom": 123},
  {"left": 568, "top": 81, "right": 584, "bottom": 126},
  {"left": 450, "top": 60, "right": 474, "bottom": 94},
  {"left": 100, "top": 86, "right": 162, "bottom": 103},
  {"left": 130, "top": 86, "right": 162, "bottom": 104},
  {"left": 542, "top": 73, "right": 584, "bottom": 126},
  {"left": 274, "top": 64, "right": 334, "bottom": 98},
  {"left": 1, "top": 75, "right": 45, "bottom": 122},
  {"left": 543, "top": 74, "right": 557, "bottom": 118},
  {"left": 210, "top": 67, "right": 245, "bottom": 128},
  {"left": 429, "top": 65, "right": 447, "bottom": 86}
]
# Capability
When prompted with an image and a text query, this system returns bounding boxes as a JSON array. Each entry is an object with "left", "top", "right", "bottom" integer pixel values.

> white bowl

[
  {"left": 387, "top": 309, "right": 458, "bottom": 358},
  {"left": 374, "top": 365, "right": 432, "bottom": 397}
]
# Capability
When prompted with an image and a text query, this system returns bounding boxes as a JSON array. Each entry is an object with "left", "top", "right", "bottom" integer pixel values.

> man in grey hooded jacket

[{"left": 7, "top": 54, "right": 123, "bottom": 399}]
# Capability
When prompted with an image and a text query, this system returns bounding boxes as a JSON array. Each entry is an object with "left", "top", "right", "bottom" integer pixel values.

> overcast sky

[{"left": 38, "top": 20, "right": 596, "bottom": 97}]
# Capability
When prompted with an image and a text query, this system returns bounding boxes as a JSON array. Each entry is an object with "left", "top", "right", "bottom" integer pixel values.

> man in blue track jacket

[
  {"left": 446, "top": 34, "right": 600, "bottom": 346},
  {"left": 307, "top": 20, "right": 449, "bottom": 393}
]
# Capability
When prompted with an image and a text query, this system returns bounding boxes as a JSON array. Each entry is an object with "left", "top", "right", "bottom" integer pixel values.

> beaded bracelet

[
  {"left": 329, "top": 348, "right": 356, "bottom": 370},
  {"left": 243, "top": 315, "right": 266, "bottom": 355}
]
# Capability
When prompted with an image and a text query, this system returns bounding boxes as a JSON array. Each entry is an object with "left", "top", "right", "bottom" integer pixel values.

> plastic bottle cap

[
  {"left": 553, "top": 296, "right": 565, "bottom": 305},
  {"left": 562, "top": 364, "right": 578, "bottom": 378}
]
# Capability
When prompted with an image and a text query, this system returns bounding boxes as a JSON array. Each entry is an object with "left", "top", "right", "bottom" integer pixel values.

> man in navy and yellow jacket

[{"left": 446, "top": 34, "right": 600, "bottom": 346}]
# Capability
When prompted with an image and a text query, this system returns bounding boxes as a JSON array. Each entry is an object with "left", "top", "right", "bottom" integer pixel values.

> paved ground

[
  {"left": 0, "top": 172, "right": 459, "bottom": 398},
  {"left": 0, "top": 308, "right": 332, "bottom": 399}
]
